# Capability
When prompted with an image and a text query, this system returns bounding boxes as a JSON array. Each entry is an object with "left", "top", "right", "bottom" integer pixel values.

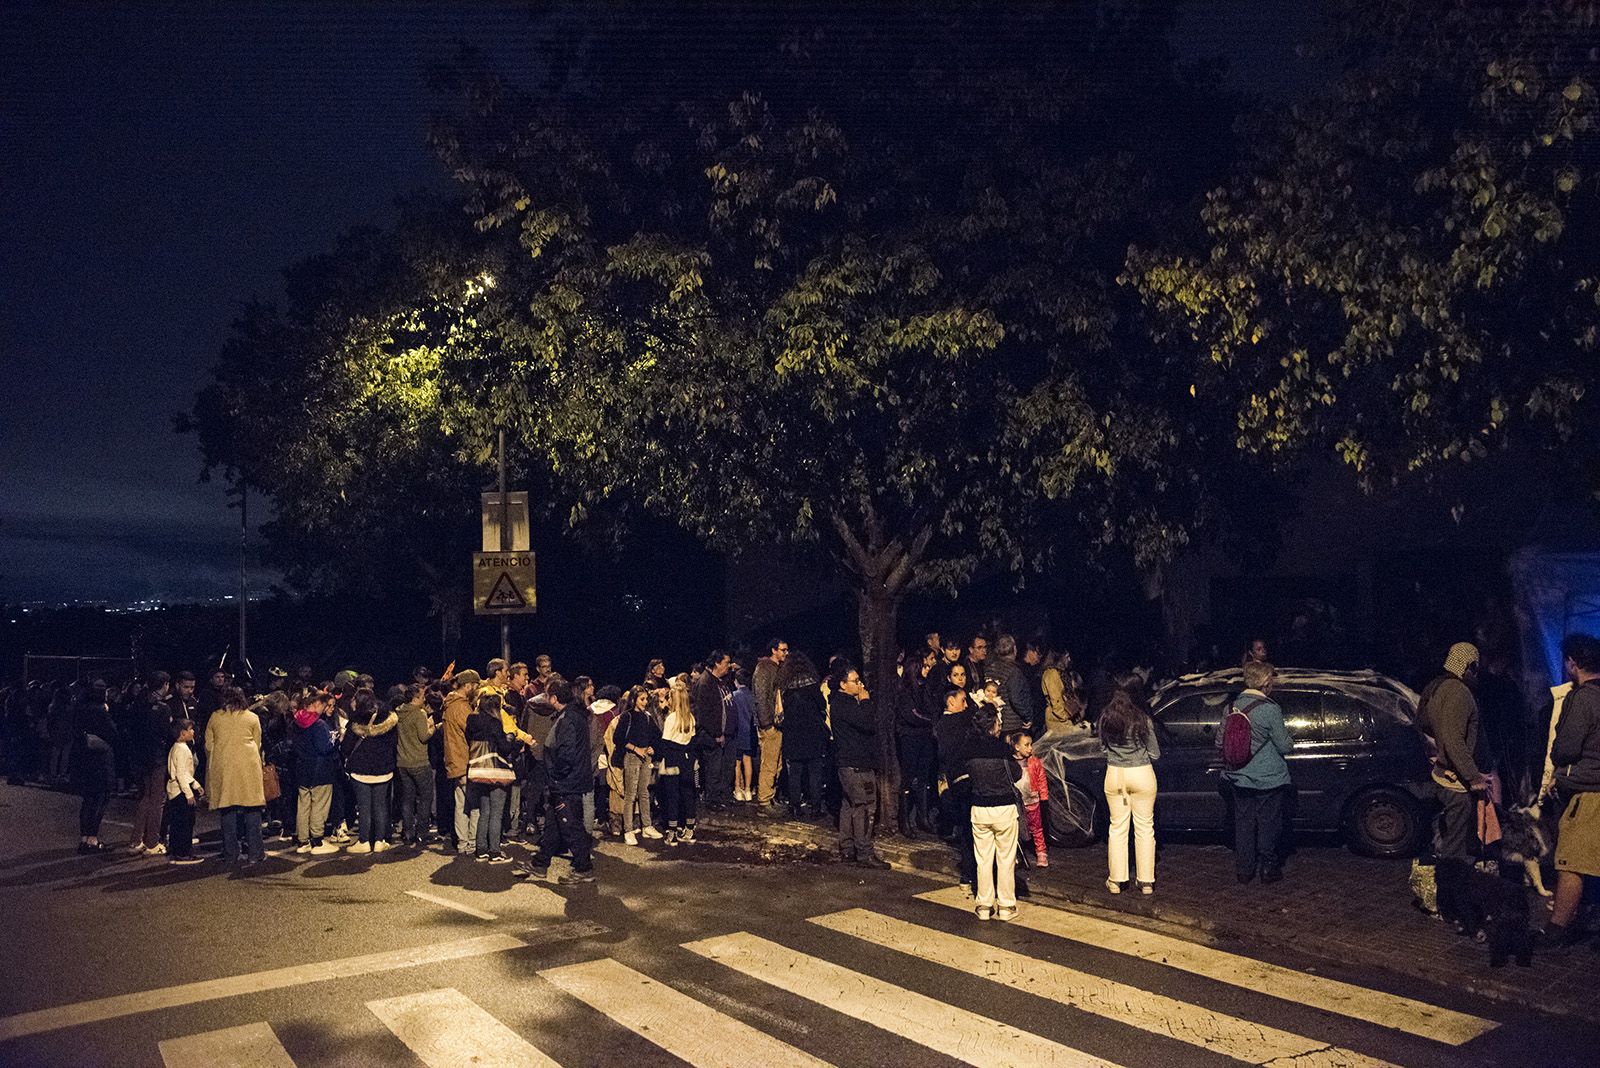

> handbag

[
  {"left": 262, "top": 763, "right": 282, "bottom": 803},
  {"left": 466, "top": 739, "right": 516, "bottom": 785}
]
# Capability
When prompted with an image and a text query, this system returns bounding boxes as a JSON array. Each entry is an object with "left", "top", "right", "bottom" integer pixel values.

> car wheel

[
  {"left": 1344, "top": 786, "right": 1425, "bottom": 857},
  {"left": 1044, "top": 779, "right": 1099, "bottom": 848}
]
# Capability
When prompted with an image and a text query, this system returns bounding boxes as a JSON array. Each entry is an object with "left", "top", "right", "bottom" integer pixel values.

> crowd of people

[
  {"left": 1, "top": 627, "right": 1597, "bottom": 941},
  {"left": 0, "top": 634, "right": 1095, "bottom": 912}
]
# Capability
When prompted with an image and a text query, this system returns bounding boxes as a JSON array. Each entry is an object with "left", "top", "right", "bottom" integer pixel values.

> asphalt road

[{"left": 0, "top": 783, "right": 1589, "bottom": 1067}]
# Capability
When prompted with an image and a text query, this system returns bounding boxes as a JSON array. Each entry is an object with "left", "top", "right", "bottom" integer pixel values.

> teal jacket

[{"left": 1220, "top": 689, "right": 1294, "bottom": 790}]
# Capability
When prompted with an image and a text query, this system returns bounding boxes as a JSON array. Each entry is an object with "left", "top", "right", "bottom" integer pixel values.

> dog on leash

[{"left": 1496, "top": 800, "right": 1554, "bottom": 898}]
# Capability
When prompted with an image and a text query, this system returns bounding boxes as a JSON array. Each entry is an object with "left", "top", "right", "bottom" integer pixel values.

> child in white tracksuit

[{"left": 165, "top": 719, "right": 203, "bottom": 862}]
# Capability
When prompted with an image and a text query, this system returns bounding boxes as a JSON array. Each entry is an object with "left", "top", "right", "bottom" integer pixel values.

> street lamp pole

[
  {"left": 239, "top": 484, "right": 248, "bottom": 678},
  {"left": 498, "top": 427, "right": 510, "bottom": 667}
]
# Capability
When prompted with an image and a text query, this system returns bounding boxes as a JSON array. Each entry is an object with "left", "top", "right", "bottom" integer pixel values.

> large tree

[
  {"left": 194, "top": 4, "right": 1242, "bottom": 828},
  {"left": 1131, "top": 0, "right": 1600, "bottom": 499},
  {"left": 430, "top": 5, "right": 1234, "bottom": 672}
]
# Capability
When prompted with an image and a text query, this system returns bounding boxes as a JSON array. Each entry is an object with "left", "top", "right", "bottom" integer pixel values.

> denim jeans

[
  {"left": 475, "top": 785, "right": 508, "bottom": 856},
  {"left": 534, "top": 792, "right": 593, "bottom": 873},
  {"left": 220, "top": 805, "right": 264, "bottom": 861},
  {"left": 353, "top": 778, "right": 391, "bottom": 845},
  {"left": 397, "top": 765, "right": 434, "bottom": 843},
  {"left": 1230, "top": 783, "right": 1288, "bottom": 878},
  {"left": 785, "top": 757, "right": 826, "bottom": 812}
]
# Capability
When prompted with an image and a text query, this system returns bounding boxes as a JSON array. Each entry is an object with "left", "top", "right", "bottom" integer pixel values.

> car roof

[{"left": 1155, "top": 667, "right": 1417, "bottom": 701}]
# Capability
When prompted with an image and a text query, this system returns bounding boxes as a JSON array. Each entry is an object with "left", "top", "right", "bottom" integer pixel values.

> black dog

[{"left": 1472, "top": 864, "right": 1534, "bottom": 968}]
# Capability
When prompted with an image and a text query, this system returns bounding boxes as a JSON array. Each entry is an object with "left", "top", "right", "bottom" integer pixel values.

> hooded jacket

[
  {"left": 588, "top": 698, "right": 618, "bottom": 772},
  {"left": 343, "top": 710, "right": 398, "bottom": 778},
  {"left": 293, "top": 711, "right": 338, "bottom": 787},
  {"left": 443, "top": 688, "right": 474, "bottom": 780},
  {"left": 1419, "top": 673, "right": 1484, "bottom": 789}
]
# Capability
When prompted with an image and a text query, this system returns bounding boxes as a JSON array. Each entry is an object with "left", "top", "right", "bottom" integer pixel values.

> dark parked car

[{"left": 1037, "top": 668, "right": 1433, "bottom": 857}]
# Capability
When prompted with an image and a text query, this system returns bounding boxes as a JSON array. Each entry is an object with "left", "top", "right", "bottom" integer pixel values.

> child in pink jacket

[{"left": 1010, "top": 731, "right": 1049, "bottom": 867}]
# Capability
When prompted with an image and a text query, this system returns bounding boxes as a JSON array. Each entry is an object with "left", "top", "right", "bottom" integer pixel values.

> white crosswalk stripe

[
  {"left": 18, "top": 886, "right": 1503, "bottom": 1068},
  {"left": 684, "top": 930, "right": 1125, "bottom": 1067},
  {"left": 541, "top": 957, "right": 832, "bottom": 1067},
  {"left": 917, "top": 885, "right": 1496, "bottom": 1045},
  {"left": 366, "top": 987, "right": 561, "bottom": 1068},
  {"left": 158, "top": 1021, "right": 295, "bottom": 1068},
  {"left": 813, "top": 907, "right": 1394, "bottom": 1068}
]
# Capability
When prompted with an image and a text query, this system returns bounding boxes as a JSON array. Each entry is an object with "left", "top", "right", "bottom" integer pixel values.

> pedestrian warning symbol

[
  {"left": 473, "top": 552, "right": 536, "bottom": 615},
  {"left": 484, "top": 571, "right": 525, "bottom": 609}
]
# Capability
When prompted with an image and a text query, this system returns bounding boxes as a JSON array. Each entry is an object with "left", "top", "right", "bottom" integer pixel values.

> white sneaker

[
  {"left": 346, "top": 841, "right": 373, "bottom": 854},
  {"left": 295, "top": 843, "right": 312, "bottom": 854},
  {"left": 147, "top": 843, "right": 167, "bottom": 855},
  {"left": 372, "top": 840, "right": 392, "bottom": 853},
  {"left": 640, "top": 826, "right": 664, "bottom": 840},
  {"left": 623, "top": 832, "right": 639, "bottom": 846},
  {"left": 126, "top": 843, "right": 146, "bottom": 855},
  {"left": 308, "top": 842, "right": 339, "bottom": 855},
  {"left": 679, "top": 827, "right": 696, "bottom": 843}
]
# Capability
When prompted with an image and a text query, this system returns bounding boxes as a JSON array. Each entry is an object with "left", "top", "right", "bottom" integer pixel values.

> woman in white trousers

[
  {"left": 1098, "top": 677, "right": 1161, "bottom": 894},
  {"left": 966, "top": 708, "right": 1024, "bottom": 920}
]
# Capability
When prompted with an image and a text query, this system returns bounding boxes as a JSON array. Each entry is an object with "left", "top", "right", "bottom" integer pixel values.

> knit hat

[
  {"left": 1443, "top": 642, "right": 1480, "bottom": 677},
  {"left": 452, "top": 669, "right": 482, "bottom": 688}
]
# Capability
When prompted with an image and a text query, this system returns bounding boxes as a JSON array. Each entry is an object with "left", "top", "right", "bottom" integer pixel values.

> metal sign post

[
  {"left": 499, "top": 429, "right": 509, "bottom": 667},
  {"left": 475, "top": 429, "right": 536, "bottom": 637}
]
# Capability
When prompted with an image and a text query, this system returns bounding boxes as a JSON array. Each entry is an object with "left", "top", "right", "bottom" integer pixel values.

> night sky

[{"left": 0, "top": 1, "right": 1320, "bottom": 605}]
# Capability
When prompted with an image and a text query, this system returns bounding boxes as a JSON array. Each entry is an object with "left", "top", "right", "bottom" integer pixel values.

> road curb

[{"left": 698, "top": 810, "right": 1598, "bottom": 1024}]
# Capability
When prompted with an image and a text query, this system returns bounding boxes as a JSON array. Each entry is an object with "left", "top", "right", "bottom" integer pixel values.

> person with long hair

[
  {"left": 1099, "top": 674, "right": 1160, "bottom": 894},
  {"left": 615, "top": 684, "right": 664, "bottom": 844},
  {"left": 775, "top": 652, "right": 829, "bottom": 819},
  {"left": 899, "top": 645, "right": 939, "bottom": 836},
  {"left": 72, "top": 683, "right": 118, "bottom": 854},
  {"left": 343, "top": 688, "right": 399, "bottom": 854},
  {"left": 205, "top": 687, "right": 267, "bottom": 866},
  {"left": 657, "top": 675, "right": 698, "bottom": 843}
]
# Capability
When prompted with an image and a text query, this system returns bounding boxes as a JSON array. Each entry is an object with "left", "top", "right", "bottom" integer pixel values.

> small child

[
  {"left": 1009, "top": 731, "right": 1049, "bottom": 867},
  {"left": 165, "top": 718, "right": 204, "bottom": 864}
]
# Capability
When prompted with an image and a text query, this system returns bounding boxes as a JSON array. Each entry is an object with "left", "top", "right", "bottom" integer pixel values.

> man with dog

[
  {"left": 1546, "top": 633, "right": 1600, "bottom": 949},
  {"left": 1418, "top": 641, "right": 1490, "bottom": 939}
]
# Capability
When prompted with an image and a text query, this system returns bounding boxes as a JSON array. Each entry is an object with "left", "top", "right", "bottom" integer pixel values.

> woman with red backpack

[{"left": 1220, "top": 660, "right": 1295, "bottom": 884}]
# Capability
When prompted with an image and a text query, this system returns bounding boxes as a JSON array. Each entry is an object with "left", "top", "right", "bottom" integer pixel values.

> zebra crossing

[{"left": 19, "top": 887, "right": 1502, "bottom": 1068}]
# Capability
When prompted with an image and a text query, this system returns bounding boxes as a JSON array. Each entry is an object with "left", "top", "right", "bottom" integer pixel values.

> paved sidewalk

[{"left": 697, "top": 808, "right": 1600, "bottom": 1023}]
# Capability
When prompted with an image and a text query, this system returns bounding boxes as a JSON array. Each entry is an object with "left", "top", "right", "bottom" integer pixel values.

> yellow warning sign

[{"left": 473, "top": 552, "right": 536, "bottom": 615}]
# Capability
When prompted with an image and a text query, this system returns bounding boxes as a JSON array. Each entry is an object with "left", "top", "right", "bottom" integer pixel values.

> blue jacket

[
  {"left": 545, "top": 703, "right": 592, "bottom": 795},
  {"left": 294, "top": 716, "right": 339, "bottom": 788},
  {"left": 1220, "top": 690, "right": 1294, "bottom": 790}
]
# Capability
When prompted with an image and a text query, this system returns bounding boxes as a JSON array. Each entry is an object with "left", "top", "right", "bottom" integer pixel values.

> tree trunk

[
  {"left": 858, "top": 583, "right": 903, "bottom": 836},
  {"left": 832, "top": 508, "right": 934, "bottom": 839}
]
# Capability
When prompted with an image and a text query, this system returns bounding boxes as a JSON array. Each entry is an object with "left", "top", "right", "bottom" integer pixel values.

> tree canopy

[
  {"left": 1131, "top": 0, "right": 1600, "bottom": 497},
  {"left": 421, "top": 4, "right": 1239, "bottom": 680}
]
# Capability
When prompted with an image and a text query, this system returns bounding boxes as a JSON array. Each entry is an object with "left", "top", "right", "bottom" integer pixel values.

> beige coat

[{"left": 205, "top": 708, "right": 265, "bottom": 809}]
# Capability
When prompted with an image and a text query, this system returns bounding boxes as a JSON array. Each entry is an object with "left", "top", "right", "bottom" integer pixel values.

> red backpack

[{"left": 1220, "top": 698, "right": 1265, "bottom": 770}]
